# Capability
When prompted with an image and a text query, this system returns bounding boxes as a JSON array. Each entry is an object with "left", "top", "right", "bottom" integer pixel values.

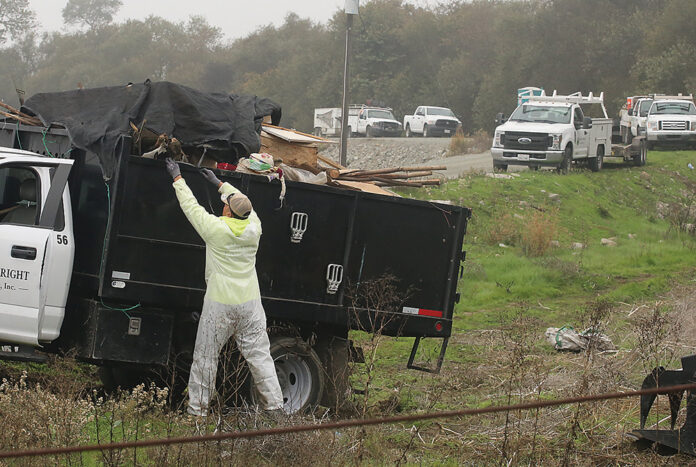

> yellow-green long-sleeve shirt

[{"left": 173, "top": 179, "right": 262, "bottom": 305}]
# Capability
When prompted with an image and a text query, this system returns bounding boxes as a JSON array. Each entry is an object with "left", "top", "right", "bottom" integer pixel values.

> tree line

[{"left": 0, "top": 0, "right": 694, "bottom": 133}]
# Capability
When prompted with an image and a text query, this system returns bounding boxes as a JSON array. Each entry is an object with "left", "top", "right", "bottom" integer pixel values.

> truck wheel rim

[{"left": 275, "top": 354, "right": 313, "bottom": 413}]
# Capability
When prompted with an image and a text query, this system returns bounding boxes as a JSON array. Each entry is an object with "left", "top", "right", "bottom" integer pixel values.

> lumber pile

[
  {"left": 331, "top": 166, "right": 445, "bottom": 188},
  {"left": 0, "top": 101, "right": 41, "bottom": 126}
]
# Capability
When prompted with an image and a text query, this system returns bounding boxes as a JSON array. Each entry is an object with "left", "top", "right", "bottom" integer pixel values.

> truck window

[
  {"left": 0, "top": 167, "right": 40, "bottom": 226},
  {"left": 639, "top": 99, "right": 653, "bottom": 117},
  {"left": 368, "top": 110, "right": 396, "bottom": 120},
  {"left": 574, "top": 107, "right": 584, "bottom": 124},
  {"left": 508, "top": 104, "right": 571, "bottom": 124},
  {"left": 651, "top": 102, "right": 696, "bottom": 115},
  {"left": 428, "top": 108, "right": 456, "bottom": 117}
]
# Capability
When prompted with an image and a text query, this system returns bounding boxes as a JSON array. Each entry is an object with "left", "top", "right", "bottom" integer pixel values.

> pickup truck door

[
  {"left": 413, "top": 107, "right": 425, "bottom": 132},
  {"left": 357, "top": 111, "right": 367, "bottom": 134},
  {"left": 0, "top": 158, "right": 74, "bottom": 346},
  {"left": 574, "top": 107, "right": 589, "bottom": 157}
]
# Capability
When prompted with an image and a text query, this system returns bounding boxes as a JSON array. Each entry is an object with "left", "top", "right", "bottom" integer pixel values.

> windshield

[
  {"left": 508, "top": 104, "right": 571, "bottom": 124},
  {"left": 639, "top": 99, "right": 653, "bottom": 117},
  {"left": 368, "top": 110, "right": 396, "bottom": 120},
  {"left": 650, "top": 101, "right": 696, "bottom": 115},
  {"left": 428, "top": 107, "right": 456, "bottom": 117}
]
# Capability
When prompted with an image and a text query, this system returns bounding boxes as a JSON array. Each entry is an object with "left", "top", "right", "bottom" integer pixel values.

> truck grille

[
  {"left": 660, "top": 121, "right": 688, "bottom": 130},
  {"left": 381, "top": 122, "right": 400, "bottom": 130},
  {"left": 502, "top": 132, "right": 551, "bottom": 151},
  {"left": 435, "top": 119, "right": 459, "bottom": 130}
]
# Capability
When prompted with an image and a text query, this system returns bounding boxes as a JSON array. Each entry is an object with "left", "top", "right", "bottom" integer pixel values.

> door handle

[{"left": 11, "top": 246, "right": 37, "bottom": 260}]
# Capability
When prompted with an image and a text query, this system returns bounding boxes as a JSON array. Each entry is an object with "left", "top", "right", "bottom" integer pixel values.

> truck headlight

[
  {"left": 550, "top": 134, "right": 562, "bottom": 150},
  {"left": 649, "top": 121, "right": 659, "bottom": 131},
  {"left": 493, "top": 131, "right": 504, "bottom": 148},
  {"left": 691, "top": 121, "right": 696, "bottom": 131}
]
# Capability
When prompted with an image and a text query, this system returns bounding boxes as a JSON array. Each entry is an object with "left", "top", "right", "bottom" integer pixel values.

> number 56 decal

[{"left": 56, "top": 235, "right": 69, "bottom": 245}]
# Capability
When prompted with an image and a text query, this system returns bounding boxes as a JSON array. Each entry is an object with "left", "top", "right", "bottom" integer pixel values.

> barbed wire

[{"left": 1, "top": 382, "right": 695, "bottom": 459}]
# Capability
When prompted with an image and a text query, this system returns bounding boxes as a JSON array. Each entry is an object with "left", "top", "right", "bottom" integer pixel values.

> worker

[{"left": 164, "top": 157, "right": 284, "bottom": 416}]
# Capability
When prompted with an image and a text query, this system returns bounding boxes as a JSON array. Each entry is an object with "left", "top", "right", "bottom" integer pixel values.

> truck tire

[
  {"left": 633, "top": 139, "right": 647, "bottom": 166},
  {"left": 249, "top": 336, "right": 324, "bottom": 414},
  {"left": 366, "top": 126, "right": 374, "bottom": 138},
  {"left": 557, "top": 145, "right": 573, "bottom": 174},
  {"left": 423, "top": 124, "right": 429, "bottom": 138},
  {"left": 315, "top": 334, "right": 352, "bottom": 413},
  {"left": 405, "top": 125, "right": 412, "bottom": 138},
  {"left": 590, "top": 145, "right": 604, "bottom": 172}
]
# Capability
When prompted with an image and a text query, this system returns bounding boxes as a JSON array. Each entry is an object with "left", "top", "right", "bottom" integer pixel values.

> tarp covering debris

[{"left": 22, "top": 80, "right": 281, "bottom": 179}]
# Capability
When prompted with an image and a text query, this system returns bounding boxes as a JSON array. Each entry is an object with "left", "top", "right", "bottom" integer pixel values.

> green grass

[{"left": 403, "top": 149, "right": 696, "bottom": 329}]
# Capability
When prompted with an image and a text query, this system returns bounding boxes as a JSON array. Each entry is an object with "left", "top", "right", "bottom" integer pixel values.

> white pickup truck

[
  {"left": 646, "top": 97, "right": 696, "bottom": 148},
  {"left": 403, "top": 106, "right": 461, "bottom": 137},
  {"left": 619, "top": 96, "right": 653, "bottom": 143},
  {"left": 491, "top": 92, "right": 612, "bottom": 173},
  {"left": 355, "top": 107, "right": 402, "bottom": 137}
]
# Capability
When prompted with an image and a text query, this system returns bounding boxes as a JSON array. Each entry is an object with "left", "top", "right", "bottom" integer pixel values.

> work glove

[
  {"left": 200, "top": 168, "right": 222, "bottom": 186},
  {"left": 165, "top": 157, "right": 181, "bottom": 180}
]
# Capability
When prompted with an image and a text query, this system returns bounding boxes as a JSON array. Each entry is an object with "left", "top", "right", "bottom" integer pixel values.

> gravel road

[{"left": 318, "top": 137, "right": 504, "bottom": 178}]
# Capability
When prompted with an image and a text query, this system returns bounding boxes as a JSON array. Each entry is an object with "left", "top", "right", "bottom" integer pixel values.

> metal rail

[{"left": 2, "top": 382, "right": 696, "bottom": 459}]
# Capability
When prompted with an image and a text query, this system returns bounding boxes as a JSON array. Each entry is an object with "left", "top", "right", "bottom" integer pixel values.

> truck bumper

[
  {"left": 491, "top": 148, "right": 564, "bottom": 166},
  {"left": 647, "top": 132, "right": 696, "bottom": 143},
  {"left": 370, "top": 127, "right": 403, "bottom": 137}
]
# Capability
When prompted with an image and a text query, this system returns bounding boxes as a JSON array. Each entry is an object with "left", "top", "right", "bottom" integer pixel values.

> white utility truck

[
  {"left": 354, "top": 106, "right": 402, "bottom": 137},
  {"left": 619, "top": 94, "right": 693, "bottom": 144},
  {"left": 312, "top": 106, "right": 361, "bottom": 137},
  {"left": 491, "top": 91, "right": 612, "bottom": 173},
  {"left": 403, "top": 106, "right": 461, "bottom": 137},
  {"left": 645, "top": 96, "right": 696, "bottom": 149}
]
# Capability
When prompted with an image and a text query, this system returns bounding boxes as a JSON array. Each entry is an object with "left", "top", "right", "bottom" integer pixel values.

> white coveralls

[{"left": 172, "top": 178, "right": 284, "bottom": 416}]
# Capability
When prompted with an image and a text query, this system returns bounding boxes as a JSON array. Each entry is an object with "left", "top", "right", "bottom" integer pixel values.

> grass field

[{"left": 2, "top": 149, "right": 696, "bottom": 465}]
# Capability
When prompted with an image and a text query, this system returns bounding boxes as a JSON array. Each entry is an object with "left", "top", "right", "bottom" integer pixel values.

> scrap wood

[
  {"left": 371, "top": 170, "right": 432, "bottom": 180},
  {"left": 317, "top": 153, "right": 344, "bottom": 170},
  {"left": 374, "top": 178, "right": 441, "bottom": 187},
  {"left": 343, "top": 165, "right": 446, "bottom": 177},
  {"left": 262, "top": 123, "right": 333, "bottom": 144},
  {"left": 0, "top": 109, "right": 41, "bottom": 126},
  {"left": 332, "top": 179, "right": 399, "bottom": 197},
  {"left": 0, "top": 101, "right": 40, "bottom": 124}
]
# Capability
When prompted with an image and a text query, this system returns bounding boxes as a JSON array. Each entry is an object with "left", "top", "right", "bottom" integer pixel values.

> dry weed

[
  {"left": 520, "top": 209, "right": 559, "bottom": 257},
  {"left": 448, "top": 128, "right": 491, "bottom": 156}
]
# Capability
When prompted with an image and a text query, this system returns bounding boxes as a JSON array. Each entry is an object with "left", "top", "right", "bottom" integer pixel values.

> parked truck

[
  {"left": 403, "top": 106, "right": 461, "bottom": 137},
  {"left": 619, "top": 94, "right": 693, "bottom": 145},
  {"left": 354, "top": 106, "right": 402, "bottom": 137},
  {"left": 491, "top": 91, "right": 612, "bottom": 173},
  {"left": 645, "top": 96, "right": 696, "bottom": 149},
  {"left": 0, "top": 119, "right": 470, "bottom": 413}
]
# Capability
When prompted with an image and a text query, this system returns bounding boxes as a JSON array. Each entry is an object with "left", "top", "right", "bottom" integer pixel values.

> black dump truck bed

[{"left": 1, "top": 124, "right": 471, "bottom": 370}]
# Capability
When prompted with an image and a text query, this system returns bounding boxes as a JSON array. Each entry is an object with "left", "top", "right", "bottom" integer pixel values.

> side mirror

[
  {"left": 495, "top": 112, "right": 507, "bottom": 125},
  {"left": 583, "top": 117, "right": 593, "bottom": 129}
]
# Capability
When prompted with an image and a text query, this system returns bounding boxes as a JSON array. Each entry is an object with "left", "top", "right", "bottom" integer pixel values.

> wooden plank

[
  {"left": 262, "top": 123, "right": 333, "bottom": 143},
  {"left": 317, "top": 153, "right": 344, "bottom": 170},
  {"left": 0, "top": 110, "right": 40, "bottom": 126},
  {"left": 333, "top": 180, "right": 399, "bottom": 196}
]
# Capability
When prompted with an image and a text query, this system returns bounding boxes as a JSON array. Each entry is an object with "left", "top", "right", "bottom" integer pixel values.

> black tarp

[{"left": 22, "top": 80, "right": 282, "bottom": 179}]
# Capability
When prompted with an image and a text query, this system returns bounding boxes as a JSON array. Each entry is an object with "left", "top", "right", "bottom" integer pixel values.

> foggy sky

[{"left": 28, "top": 0, "right": 442, "bottom": 41}]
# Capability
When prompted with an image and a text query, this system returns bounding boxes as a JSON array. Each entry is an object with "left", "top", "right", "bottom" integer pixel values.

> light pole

[{"left": 339, "top": 0, "right": 358, "bottom": 167}]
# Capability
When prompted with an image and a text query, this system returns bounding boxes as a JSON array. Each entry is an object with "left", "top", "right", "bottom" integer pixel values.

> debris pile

[{"left": 1, "top": 80, "right": 448, "bottom": 194}]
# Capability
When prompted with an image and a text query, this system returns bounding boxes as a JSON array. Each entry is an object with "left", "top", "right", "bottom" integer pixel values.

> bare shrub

[
  {"left": 448, "top": 128, "right": 491, "bottom": 156},
  {"left": 483, "top": 212, "right": 521, "bottom": 246},
  {"left": 520, "top": 209, "right": 559, "bottom": 257}
]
